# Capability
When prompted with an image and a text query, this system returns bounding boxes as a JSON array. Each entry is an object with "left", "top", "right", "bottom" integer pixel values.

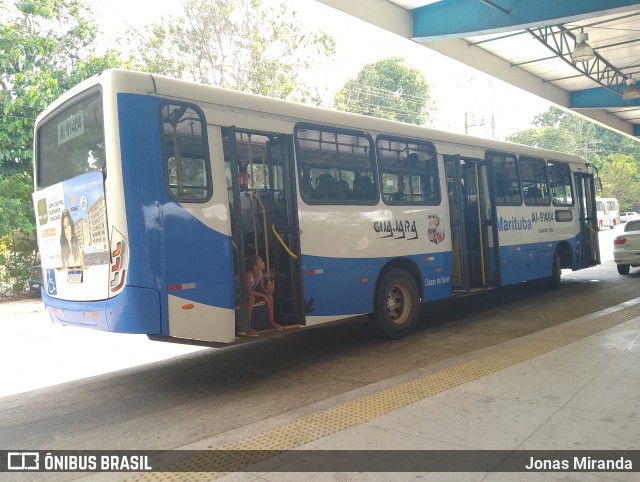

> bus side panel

[
  {"left": 117, "top": 94, "right": 167, "bottom": 331},
  {"left": 301, "top": 255, "right": 377, "bottom": 318},
  {"left": 300, "top": 252, "right": 452, "bottom": 318},
  {"left": 117, "top": 94, "right": 235, "bottom": 342},
  {"left": 298, "top": 206, "right": 452, "bottom": 322},
  {"left": 498, "top": 241, "right": 553, "bottom": 285},
  {"left": 498, "top": 236, "right": 579, "bottom": 286}
]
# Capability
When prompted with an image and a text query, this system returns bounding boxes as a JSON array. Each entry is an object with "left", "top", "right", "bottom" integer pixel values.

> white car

[
  {"left": 620, "top": 211, "right": 640, "bottom": 223},
  {"left": 614, "top": 219, "right": 640, "bottom": 274}
]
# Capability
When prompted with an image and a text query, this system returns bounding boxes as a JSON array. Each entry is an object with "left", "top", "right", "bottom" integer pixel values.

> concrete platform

[{"left": 104, "top": 297, "right": 640, "bottom": 481}]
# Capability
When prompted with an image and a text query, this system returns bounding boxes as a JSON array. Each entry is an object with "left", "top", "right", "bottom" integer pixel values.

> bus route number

[{"left": 58, "top": 111, "right": 84, "bottom": 146}]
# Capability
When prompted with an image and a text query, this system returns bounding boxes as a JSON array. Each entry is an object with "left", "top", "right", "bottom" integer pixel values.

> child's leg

[
  {"left": 247, "top": 293, "right": 257, "bottom": 335},
  {"left": 265, "top": 293, "right": 282, "bottom": 329}
]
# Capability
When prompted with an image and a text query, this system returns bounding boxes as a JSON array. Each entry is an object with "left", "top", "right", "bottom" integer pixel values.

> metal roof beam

[
  {"left": 412, "top": 0, "right": 640, "bottom": 41},
  {"left": 528, "top": 25, "right": 629, "bottom": 96}
]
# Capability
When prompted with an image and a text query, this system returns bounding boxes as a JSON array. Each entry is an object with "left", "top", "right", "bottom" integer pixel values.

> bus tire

[
  {"left": 369, "top": 269, "right": 420, "bottom": 339},
  {"left": 547, "top": 251, "right": 562, "bottom": 290},
  {"left": 617, "top": 264, "right": 630, "bottom": 275}
]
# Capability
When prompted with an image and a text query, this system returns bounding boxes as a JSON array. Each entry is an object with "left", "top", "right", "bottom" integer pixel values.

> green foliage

[
  {"left": 599, "top": 154, "right": 640, "bottom": 211},
  {"left": 511, "top": 106, "right": 598, "bottom": 159},
  {"left": 133, "top": 0, "right": 335, "bottom": 103},
  {"left": 506, "top": 126, "right": 574, "bottom": 153},
  {"left": 1, "top": 0, "right": 94, "bottom": 175},
  {"left": 334, "top": 57, "right": 433, "bottom": 125},
  {"left": 0, "top": 0, "right": 129, "bottom": 295},
  {"left": 0, "top": 173, "right": 35, "bottom": 237},
  {"left": 0, "top": 232, "right": 38, "bottom": 297},
  {"left": 1, "top": 0, "right": 129, "bottom": 174}
]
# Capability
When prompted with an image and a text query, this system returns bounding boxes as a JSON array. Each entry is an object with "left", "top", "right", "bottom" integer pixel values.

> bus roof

[{"left": 38, "top": 69, "right": 588, "bottom": 167}]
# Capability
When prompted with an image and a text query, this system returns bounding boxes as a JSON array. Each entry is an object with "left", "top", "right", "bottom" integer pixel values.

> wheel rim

[{"left": 385, "top": 283, "right": 411, "bottom": 325}]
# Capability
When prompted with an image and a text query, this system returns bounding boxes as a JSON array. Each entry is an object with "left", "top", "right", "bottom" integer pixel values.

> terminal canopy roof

[{"left": 318, "top": 0, "right": 640, "bottom": 140}]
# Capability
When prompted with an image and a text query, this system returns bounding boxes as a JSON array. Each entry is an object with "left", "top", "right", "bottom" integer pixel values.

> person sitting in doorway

[{"left": 246, "top": 254, "right": 283, "bottom": 336}]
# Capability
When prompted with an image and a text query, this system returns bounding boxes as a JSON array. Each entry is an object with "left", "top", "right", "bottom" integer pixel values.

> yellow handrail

[
  {"left": 254, "top": 193, "right": 271, "bottom": 273},
  {"left": 272, "top": 224, "right": 298, "bottom": 260}
]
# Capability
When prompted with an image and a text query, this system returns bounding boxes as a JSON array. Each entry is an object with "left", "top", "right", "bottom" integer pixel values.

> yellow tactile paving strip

[{"left": 129, "top": 301, "right": 640, "bottom": 481}]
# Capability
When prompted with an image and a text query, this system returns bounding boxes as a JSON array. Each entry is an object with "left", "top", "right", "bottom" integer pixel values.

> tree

[
  {"left": 511, "top": 106, "right": 598, "bottom": 159},
  {"left": 0, "top": 0, "right": 128, "bottom": 295},
  {"left": 599, "top": 154, "right": 640, "bottom": 210},
  {"left": 334, "top": 57, "right": 434, "bottom": 125},
  {"left": 521, "top": 106, "right": 640, "bottom": 168},
  {"left": 506, "top": 126, "right": 574, "bottom": 153},
  {"left": 132, "top": 0, "right": 335, "bottom": 103}
]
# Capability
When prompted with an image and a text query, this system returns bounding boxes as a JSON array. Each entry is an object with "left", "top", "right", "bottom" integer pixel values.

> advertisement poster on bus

[{"left": 33, "top": 171, "right": 110, "bottom": 269}]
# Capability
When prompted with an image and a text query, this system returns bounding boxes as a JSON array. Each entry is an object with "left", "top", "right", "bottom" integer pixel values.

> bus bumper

[{"left": 41, "top": 286, "right": 162, "bottom": 335}]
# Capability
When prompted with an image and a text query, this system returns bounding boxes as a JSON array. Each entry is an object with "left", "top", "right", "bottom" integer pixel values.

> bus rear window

[{"left": 37, "top": 91, "right": 105, "bottom": 188}]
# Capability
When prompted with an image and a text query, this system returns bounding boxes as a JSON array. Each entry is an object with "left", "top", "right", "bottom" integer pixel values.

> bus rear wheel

[{"left": 369, "top": 269, "right": 419, "bottom": 339}]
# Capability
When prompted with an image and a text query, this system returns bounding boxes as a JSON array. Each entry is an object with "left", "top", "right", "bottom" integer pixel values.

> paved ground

[
  {"left": 0, "top": 299, "right": 203, "bottom": 398},
  {"left": 1, "top": 226, "right": 638, "bottom": 481}
]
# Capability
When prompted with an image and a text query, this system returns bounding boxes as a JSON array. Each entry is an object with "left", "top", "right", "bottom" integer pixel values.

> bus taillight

[{"left": 109, "top": 228, "right": 129, "bottom": 294}]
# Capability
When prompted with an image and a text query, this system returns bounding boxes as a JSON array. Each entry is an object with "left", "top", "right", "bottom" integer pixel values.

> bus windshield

[{"left": 37, "top": 90, "right": 105, "bottom": 188}]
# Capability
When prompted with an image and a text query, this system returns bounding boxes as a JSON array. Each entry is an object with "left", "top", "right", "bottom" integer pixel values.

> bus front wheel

[{"left": 369, "top": 269, "right": 420, "bottom": 339}]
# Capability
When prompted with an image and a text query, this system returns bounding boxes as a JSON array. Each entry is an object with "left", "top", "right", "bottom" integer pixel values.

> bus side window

[
  {"left": 488, "top": 152, "right": 521, "bottom": 206},
  {"left": 161, "top": 102, "right": 212, "bottom": 203},
  {"left": 548, "top": 161, "right": 574, "bottom": 206},
  {"left": 376, "top": 136, "right": 440, "bottom": 205},
  {"left": 521, "top": 156, "right": 550, "bottom": 206},
  {"left": 294, "top": 124, "right": 377, "bottom": 205}
]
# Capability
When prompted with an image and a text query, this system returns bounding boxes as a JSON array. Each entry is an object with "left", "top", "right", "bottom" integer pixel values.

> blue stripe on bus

[
  {"left": 300, "top": 252, "right": 453, "bottom": 317},
  {"left": 42, "top": 286, "right": 161, "bottom": 334},
  {"left": 497, "top": 236, "right": 578, "bottom": 286},
  {"left": 161, "top": 202, "right": 234, "bottom": 308}
]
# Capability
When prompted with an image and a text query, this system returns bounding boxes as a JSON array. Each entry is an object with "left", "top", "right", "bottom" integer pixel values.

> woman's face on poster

[{"left": 63, "top": 215, "right": 73, "bottom": 241}]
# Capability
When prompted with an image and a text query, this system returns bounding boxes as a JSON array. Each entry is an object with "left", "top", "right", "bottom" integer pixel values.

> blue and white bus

[{"left": 32, "top": 69, "right": 600, "bottom": 344}]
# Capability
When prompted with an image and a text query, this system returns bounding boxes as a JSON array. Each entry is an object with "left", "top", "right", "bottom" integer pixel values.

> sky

[{"left": 89, "top": 0, "right": 552, "bottom": 140}]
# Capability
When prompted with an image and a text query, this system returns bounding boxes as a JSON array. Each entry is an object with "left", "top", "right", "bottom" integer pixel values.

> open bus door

[
  {"left": 575, "top": 172, "right": 600, "bottom": 267},
  {"left": 222, "top": 126, "right": 249, "bottom": 334},
  {"left": 222, "top": 127, "right": 304, "bottom": 335},
  {"left": 265, "top": 136, "right": 305, "bottom": 326},
  {"left": 444, "top": 155, "right": 500, "bottom": 292}
]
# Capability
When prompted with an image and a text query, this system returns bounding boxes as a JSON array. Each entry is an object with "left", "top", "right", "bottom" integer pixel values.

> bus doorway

[
  {"left": 223, "top": 128, "right": 304, "bottom": 336},
  {"left": 444, "top": 155, "right": 500, "bottom": 292},
  {"left": 575, "top": 172, "right": 600, "bottom": 267}
]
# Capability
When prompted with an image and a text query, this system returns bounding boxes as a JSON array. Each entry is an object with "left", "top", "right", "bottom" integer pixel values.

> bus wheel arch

[{"left": 369, "top": 259, "right": 422, "bottom": 339}]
